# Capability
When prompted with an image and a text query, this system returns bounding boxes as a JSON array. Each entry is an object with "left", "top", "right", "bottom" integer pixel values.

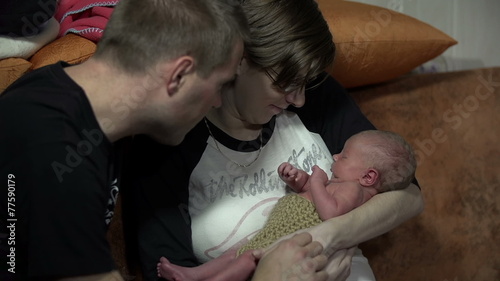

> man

[{"left": 0, "top": 0, "right": 328, "bottom": 280}]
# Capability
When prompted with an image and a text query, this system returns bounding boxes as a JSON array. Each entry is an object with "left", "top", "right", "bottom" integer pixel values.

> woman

[{"left": 128, "top": 0, "right": 424, "bottom": 280}]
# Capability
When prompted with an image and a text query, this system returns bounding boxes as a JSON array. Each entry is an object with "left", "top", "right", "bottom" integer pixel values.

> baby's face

[{"left": 331, "top": 137, "right": 368, "bottom": 182}]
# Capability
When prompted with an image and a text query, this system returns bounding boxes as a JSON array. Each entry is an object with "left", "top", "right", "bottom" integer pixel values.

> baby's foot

[{"left": 157, "top": 257, "right": 187, "bottom": 281}]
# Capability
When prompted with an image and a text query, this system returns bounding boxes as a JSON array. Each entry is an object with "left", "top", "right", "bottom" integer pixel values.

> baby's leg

[
  {"left": 157, "top": 257, "right": 197, "bottom": 281},
  {"left": 157, "top": 250, "right": 247, "bottom": 281},
  {"left": 207, "top": 250, "right": 257, "bottom": 281}
]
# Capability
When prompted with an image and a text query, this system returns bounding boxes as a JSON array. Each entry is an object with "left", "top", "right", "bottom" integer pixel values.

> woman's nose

[
  {"left": 333, "top": 154, "right": 339, "bottom": 162},
  {"left": 285, "top": 88, "right": 305, "bottom": 108}
]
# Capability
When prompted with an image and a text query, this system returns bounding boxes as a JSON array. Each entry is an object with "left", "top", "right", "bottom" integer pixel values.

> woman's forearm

[{"left": 309, "top": 183, "right": 424, "bottom": 253}]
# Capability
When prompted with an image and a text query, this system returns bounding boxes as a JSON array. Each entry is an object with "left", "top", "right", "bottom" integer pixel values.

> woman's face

[{"left": 228, "top": 58, "right": 306, "bottom": 125}]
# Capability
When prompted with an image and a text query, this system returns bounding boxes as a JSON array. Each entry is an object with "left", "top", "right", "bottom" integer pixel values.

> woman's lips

[{"left": 270, "top": 104, "right": 285, "bottom": 114}]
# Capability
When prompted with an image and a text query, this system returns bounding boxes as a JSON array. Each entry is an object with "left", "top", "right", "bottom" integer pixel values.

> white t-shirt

[{"left": 189, "top": 111, "right": 333, "bottom": 262}]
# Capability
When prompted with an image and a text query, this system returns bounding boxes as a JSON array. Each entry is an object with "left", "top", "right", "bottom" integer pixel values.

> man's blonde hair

[{"left": 94, "top": 0, "right": 250, "bottom": 77}]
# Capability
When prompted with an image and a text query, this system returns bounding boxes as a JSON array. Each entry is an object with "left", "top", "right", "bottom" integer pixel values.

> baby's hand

[
  {"left": 310, "top": 165, "right": 328, "bottom": 184},
  {"left": 278, "top": 162, "right": 301, "bottom": 183}
]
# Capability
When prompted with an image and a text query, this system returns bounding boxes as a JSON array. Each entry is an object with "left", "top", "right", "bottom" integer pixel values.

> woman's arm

[
  {"left": 267, "top": 183, "right": 422, "bottom": 280},
  {"left": 308, "top": 183, "right": 424, "bottom": 253},
  {"left": 126, "top": 134, "right": 202, "bottom": 280}
]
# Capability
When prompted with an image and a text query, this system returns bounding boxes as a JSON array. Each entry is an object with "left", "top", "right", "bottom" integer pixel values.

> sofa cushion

[
  {"left": 351, "top": 67, "right": 500, "bottom": 281},
  {"left": 30, "top": 33, "right": 97, "bottom": 70},
  {"left": 0, "top": 58, "right": 32, "bottom": 93},
  {"left": 318, "top": 0, "right": 457, "bottom": 88}
]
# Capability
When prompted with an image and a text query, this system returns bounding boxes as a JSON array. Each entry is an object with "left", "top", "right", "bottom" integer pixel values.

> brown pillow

[
  {"left": 317, "top": 0, "right": 458, "bottom": 88},
  {"left": 30, "top": 33, "right": 96, "bottom": 70},
  {"left": 0, "top": 58, "right": 32, "bottom": 93}
]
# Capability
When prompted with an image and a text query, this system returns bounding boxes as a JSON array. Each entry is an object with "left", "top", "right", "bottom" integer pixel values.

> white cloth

[
  {"left": 189, "top": 111, "right": 333, "bottom": 262},
  {"left": 347, "top": 248, "right": 377, "bottom": 281},
  {"left": 0, "top": 17, "right": 59, "bottom": 59}
]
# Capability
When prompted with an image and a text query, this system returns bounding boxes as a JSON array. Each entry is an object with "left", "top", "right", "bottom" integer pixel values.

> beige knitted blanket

[{"left": 238, "top": 193, "right": 322, "bottom": 255}]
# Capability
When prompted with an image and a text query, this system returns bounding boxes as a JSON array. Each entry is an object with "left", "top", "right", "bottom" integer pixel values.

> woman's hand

[
  {"left": 263, "top": 183, "right": 423, "bottom": 280},
  {"left": 264, "top": 225, "right": 355, "bottom": 280},
  {"left": 323, "top": 247, "right": 356, "bottom": 281},
  {"left": 252, "top": 232, "right": 328, "bottom": 281}
]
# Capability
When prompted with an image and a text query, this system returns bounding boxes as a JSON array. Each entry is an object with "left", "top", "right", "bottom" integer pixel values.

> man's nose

[{"left": 285, "top": 88, "right": 305, "bottom": 108}]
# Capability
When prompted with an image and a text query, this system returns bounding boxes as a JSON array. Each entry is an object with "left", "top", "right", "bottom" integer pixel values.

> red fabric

[{"left": 55, "top": 0, "right": 120, "bottom": 42}]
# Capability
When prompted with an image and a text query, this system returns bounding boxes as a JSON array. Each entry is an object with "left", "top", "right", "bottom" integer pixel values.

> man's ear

[
  {"left": 238, "top": 55, "right": 250, "bottom": 75},
  {"left": 165, "top": 56, "right": 195, "bottom": 95},
  {"left": 360, "top": 168, "right": 379, "bottom": 187}
]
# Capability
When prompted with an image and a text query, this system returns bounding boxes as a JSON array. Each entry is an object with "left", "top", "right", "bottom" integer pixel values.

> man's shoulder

[
  {"left": 1, "top": 62, "right": 89, "bottom": 121},
  {"left": 2, "top": 62, "right": 67, "bottom": 92}
]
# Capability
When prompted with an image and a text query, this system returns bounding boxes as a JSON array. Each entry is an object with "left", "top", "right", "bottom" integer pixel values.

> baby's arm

[
  {"left": 308, "top": 166, "right": 361, "bottom": 220},
  {"left": 278, "top": 162, "right": 310, "bottom": 192}
]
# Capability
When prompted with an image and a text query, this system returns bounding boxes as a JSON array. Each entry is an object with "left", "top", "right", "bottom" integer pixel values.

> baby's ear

[{"left": 360, "top": 168, "right": 379, "bottom": 187}]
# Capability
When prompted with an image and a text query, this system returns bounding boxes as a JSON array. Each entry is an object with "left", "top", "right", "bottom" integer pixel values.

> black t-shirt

[
  {"left": 127, "top": 74, "right": 377, "bottom": 280},
  {"left": 0, "top": 62, "right": 117, "bottom": 280}
]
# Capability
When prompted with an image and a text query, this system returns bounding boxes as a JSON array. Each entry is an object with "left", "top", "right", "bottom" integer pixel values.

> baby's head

[{"left": 333, "top": 130, "right": 416, "bottom": 192}]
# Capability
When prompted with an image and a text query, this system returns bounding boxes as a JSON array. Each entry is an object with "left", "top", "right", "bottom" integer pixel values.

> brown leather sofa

[{"left": 352, "top": 67, "right": 500, "bottom": 281}]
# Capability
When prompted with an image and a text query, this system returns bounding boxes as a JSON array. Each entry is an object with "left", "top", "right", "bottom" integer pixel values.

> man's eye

[
  {"left": 279, "top": 83, "right": 303, "bottom": 94},
  {"left": 284, "top": 85, "right": 299, "bottom": 93},
  {"left": 220, "top": 81, "right": 233, "bottom": 91}
]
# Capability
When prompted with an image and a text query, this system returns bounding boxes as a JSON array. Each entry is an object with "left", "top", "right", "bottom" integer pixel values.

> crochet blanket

[{"left": 238, "top": 194, "right": 322, "bottom": 255}]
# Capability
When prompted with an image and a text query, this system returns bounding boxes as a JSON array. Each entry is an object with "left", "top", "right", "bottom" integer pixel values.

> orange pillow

[
  {"left": 30, "top": 33, "right": 97, "bottom": 70},
  {"left": 317, "top": 0, "right": 457, "bottom": 88},
  {"left": 0, "top": 58, "right": 32, "bottom": 93}
]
